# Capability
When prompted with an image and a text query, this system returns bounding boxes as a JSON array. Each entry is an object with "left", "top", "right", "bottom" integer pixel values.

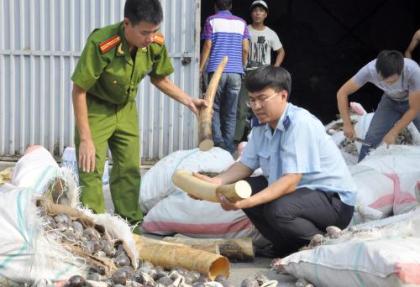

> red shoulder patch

[
  {"left": 153, "top": 32, "right": 165, "bottom": 45},
  {"left": 99, "top": 35, "right": 121, "bottom": 54}
]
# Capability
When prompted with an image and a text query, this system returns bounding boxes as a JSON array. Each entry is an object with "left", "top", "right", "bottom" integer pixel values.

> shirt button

[{"left": 113, "top": 80, "right": 117, "bottom": 84}]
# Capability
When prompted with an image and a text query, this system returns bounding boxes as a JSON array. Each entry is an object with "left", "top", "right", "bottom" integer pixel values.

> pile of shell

[
  {"left": 64, "top": 265, "right": 208, "bottom": 287},
  {"left": 338, "top": 138, "right": 358, "bottom": 156},
  {"left": 44, "top": 212, "right": 128, "bottom": 269},
  {"left": 396, "top": 128, "right": 413, "bottom": 145},
  {"left": 41, "top": 207, "right": 243, "bottom": 287},
  {"left": 65, "top": 272, "right": 279, "bottom": 287},
  {"left": 239, "top": 274, "right": 278, "bottom": 287}
]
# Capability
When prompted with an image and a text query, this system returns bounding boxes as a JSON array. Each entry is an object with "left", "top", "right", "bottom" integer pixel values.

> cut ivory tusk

[
  {"left": 172, "top": 169, "right": 251, "bottom": 203},
  {"left": 198, "top": 56, "right": 228, "bottom": 151}
]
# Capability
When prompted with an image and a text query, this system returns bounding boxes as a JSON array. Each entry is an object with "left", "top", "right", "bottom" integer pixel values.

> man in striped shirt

[{"left": 200, "top": 0, "right": 250, "bottom": 154}]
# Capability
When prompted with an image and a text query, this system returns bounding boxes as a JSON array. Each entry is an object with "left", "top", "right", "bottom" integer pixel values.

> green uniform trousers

[{"left": 75, "top": 96, "right": 143, "bottom": 225}]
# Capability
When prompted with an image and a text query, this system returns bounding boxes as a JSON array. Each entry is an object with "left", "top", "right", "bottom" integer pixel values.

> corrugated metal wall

[{"left": 0, "top": 0, "right": 200, "bottom": 161}]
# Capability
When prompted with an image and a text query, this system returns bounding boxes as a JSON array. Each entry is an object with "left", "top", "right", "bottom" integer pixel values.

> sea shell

[
  {"left": 326, "top": 226, "right": 342, "bottom": 239},
  {"left": 260, "top": 280, "right": 278, "bottom": 287},
  {"left": 240, "top": 278, "right": 259, "bottom": 287},
  {"left": 54, "top": 213, "right": 70, "bottom": 225},
  {"left": 114, "top": 253, "right": 131, "bottom": 267},
  {"left": 66, "top": 275, "right": 86, "bottom": 287}
]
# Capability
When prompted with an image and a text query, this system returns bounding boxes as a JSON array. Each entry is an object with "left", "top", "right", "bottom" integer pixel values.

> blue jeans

[
  {"left": 359, "top": 95, "right": 420, "bottom": 161},
  {"left": 209, "top": 72, "right": 242, "bottom": 153}
]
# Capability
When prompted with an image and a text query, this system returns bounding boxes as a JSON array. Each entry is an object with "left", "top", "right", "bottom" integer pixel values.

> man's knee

[{"left": 263, "top": 198, "right": 296, "bottom": 223}]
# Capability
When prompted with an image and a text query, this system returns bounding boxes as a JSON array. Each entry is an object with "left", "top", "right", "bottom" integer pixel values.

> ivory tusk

[
  {"left": 172, "top": 169, "right": 251, "bottom": 203},
  {"left": 198, "top": 56, "right": 229, "bottom": 151}
]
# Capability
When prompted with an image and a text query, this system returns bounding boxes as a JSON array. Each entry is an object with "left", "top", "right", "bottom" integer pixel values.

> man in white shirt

[
  {"left": 235, "top": 0, "right": 285, "bottom": 143},
  {"left": 247, "top": 0, "right": 285, "bottom": 68}
]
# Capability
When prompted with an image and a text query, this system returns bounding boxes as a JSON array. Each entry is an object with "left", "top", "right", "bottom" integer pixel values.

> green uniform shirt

[{"left": 72, "top": 22, "right": 174, "bottom": 104}]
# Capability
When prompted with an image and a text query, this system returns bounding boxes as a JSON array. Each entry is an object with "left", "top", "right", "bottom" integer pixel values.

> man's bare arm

[
  {"left": 405, "top": 29, "right": 420, "bottom": 59},
  {"left": 273, "top": 47, "right": 285, "bottom": 67},
  {"left": 72, "top": 84, "right": 95, "bottom": 172},
  {"left": 194, "top": 161, "right": 253, "bottom": 187},
  {"left": 242, "top": 39, "right": 250, "bottom": 67},
  {"left": 151, "top": 76, "right": 206, "bottom": 115},
  {"left": 337, "top": 78, "right": 362, "bottom": 139},
  {"left": 199, "top": 40, "right": 212, "bottom": 74},
  {"left": 383, "top": 91, "right": 420, "bottom": 145}
]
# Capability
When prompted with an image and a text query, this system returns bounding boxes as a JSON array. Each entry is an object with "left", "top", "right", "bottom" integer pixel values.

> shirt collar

[
  {"left": 263, "top": 103, "right": 291, "bottom": 136},
  {"left": 216, "top": 10, "right": 232, "bottom": 16},
  {"left": 118, "top": 22, "right": 135, "bottom": 65}
]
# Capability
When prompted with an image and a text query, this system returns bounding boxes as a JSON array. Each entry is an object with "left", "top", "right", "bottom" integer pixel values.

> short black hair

[
  {"left": 375, "top": 50, "right": 404, "bottom": 78},
  {"left": 124, "top": 0, "right": 163, "bottom": 25},
  {"left": 245, "top": 66, "right": 292, "bottom": 96},
  {"left": 215, "top": 0, "right": 232, "bottom": 10}
]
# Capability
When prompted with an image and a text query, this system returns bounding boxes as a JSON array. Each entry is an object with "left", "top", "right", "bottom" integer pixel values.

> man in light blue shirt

[{"left": 195, "top": 66, "right": 356, "bottom": 257}]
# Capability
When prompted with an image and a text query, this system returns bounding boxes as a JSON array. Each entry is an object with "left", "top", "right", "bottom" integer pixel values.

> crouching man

[
  {"left": 337, "top": 50, "right": 420, "bottom": 162},
  {"left": 195, "top": 66, "right": 356, "bottom": 257}
]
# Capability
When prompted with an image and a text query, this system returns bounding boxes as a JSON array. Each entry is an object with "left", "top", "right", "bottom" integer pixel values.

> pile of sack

[
  {"left": 1, "top": 146, "right": 261, "bottom": 286},
  {"left": 275, "top": 208, "right": 420, "bottom": 287},
  {"left": 271, "top": 104, "right": 420, "bottom": 286},
  {"left": 0, "top": 146, "right": 139, "bottom": 286},
  {"left": 139, "top": 148, "right": 256, "bottom": 239}
]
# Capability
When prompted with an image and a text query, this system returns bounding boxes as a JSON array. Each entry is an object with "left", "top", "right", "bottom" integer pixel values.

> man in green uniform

[{"left": 71, "top": 0, "right": 206, "bottom": 228}]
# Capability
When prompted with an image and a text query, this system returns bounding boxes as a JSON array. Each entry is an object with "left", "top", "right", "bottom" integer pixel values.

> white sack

[
  {"left": 0, "top": 146, "right": 136, "bottom": 283},
  {"left": 359, "top": 145, "right": 420, "bottom": 215},
  {"left": 0, "top": 184, "right": 87, "bottom": 283},
  {"left": 280, "top": 209, "right": 420, "bottom": 287},
  {"left": 12, "top": 146, "right": 60, "bottom": 193},
  {"left": 11, "top": 146, "right": 79, "bottom": 207},
  {"left": 142, "top": 190, "right": 255, "bottom": 239},
  {"left": 353, "top": 112, "right": 374, "bottom": 147},
  {"left": 140, "top": 148, "right": 234, "bottom": 212},
  {"left": 350, "top": 164, "right": 395, "bottom": 224}
]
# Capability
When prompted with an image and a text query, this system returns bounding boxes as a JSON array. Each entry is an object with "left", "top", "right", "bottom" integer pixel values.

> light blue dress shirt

[{"left": 240, "top": 103, "right": 357, "bottom": 206}]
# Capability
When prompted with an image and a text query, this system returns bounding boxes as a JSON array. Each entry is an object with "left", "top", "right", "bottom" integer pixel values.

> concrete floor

[
  {"left": 0, "top": 161, "right": 15, "bottom": 170},
  {"left": 228, "top": 259, "right": 296, "bottom": 286}
]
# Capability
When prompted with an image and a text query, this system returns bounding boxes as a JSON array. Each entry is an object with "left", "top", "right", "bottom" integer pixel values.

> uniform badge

[
  {"left": 99, "top": 35, "right": 121, "bottom": 54},
  {"left": 117, "top": 43, "right": 124, "bottom": 55},
  {"left": 283, "top": 115, "right": 291, "bottom": 131},
  {"left": 251, "top": 116, "right": 263, "bottom": 127}
]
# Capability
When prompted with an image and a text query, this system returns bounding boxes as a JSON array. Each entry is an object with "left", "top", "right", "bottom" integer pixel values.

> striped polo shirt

[{"left": 202, "top": 10, "right": 249, "bottom": 74}]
